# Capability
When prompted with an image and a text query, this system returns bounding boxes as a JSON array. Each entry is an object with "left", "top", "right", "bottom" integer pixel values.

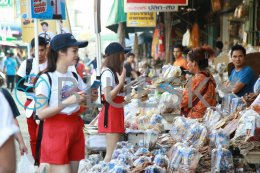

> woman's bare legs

[{"left": 104, "top": 133, "right": 121, "bottom": 163}]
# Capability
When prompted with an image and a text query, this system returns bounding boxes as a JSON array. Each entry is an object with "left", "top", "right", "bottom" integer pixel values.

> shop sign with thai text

[
  {"left": 0, "top": 0, "right": 11, "bottom": 7},
  {"left": 125, "top": 0, "right": 188, "bottom": 12},
  {"left": 127, "top": 12, "right": 156, "bottom": 27}
]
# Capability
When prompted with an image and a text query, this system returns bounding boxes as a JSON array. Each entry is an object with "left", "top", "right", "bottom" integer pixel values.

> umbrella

[{"left": 106, "top": 0, "right": 154, "bottom": 38}]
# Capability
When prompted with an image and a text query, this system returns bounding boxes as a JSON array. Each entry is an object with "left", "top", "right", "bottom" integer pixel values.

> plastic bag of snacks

[
  {"left": 158, "top": 92, "right": 180, "bottom": 114},
  {"left": 87, "top": 161, "right": 109, "bottom": 173},
  {"left": 170, "top": 117, "right": 189, "bottom": 142},
  {"left": 108, "top": 165, "right": 130, "bottom": 173},
  {"left": 234, "top": 109, "right": 259, "bottom": 139},
  {"left": 211, "top": 148, "right": 234, "bottom": 173},
  {"left": 117, "top": 153, "right": 134, "bottom": 167},
  {"left": 144, "top": 130, "right": 159, "bottom": 149},
  {"left": 133, "top": 156, "right": 152, "bottom": 167},
  {"left": 134, "top": 148, "right": 150, "bottom": 156},
  {"left": 230, "top": 97, "right": 246, "bottom": 114},
  {"left": 184, "top": 123, "right": 207, "bottom": 148},
  {"left": 153, "top": 154, "right": 169, "bottom": 169},
  {"left": 209, "top": 129, "right": 230, "bottom": 149},
  {"left": 168, "top": 142, "right": 187, "bottom": 171},
  {"left": 177, "top": 147, "right": 202, "bottom": 173},
  {"left": 144, "top": 165, "right": 166, "bottom": 173},
  {"left": 221, "top": 94, "right": 236, "bottom": 115},
  {"left": 204, "top": 107, "right": 222, "bottom": 130},
  {"left": 136, "top": 116, "right": 151, "bottom": 130},
  {"left": 78, "top": 159, "right": 93, "bottom": 173},
  {"left": 150, "top": 114, "right": 163, "bottom": 124}
]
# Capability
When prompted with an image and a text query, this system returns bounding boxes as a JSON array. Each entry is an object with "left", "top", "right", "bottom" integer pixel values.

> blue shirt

[
  {"left": 229, "top": 66, "right": 256, "bottom": 97},
  {"left": 4, "top": 57, "right": 17, "bottom": 75}
]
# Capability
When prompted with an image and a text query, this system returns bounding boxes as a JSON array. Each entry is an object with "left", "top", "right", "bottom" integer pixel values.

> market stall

[{"left": 79, "top": 64, "right": 260, "bottom": 173}]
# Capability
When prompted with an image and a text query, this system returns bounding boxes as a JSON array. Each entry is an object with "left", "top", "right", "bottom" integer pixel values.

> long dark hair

[
  {"left": 102, "top": 52, "right": 124, "bottom": 84},
  {"left": 187, "top": 47, "right": 214, "bottom": 70},
  {"left": 46, "top": 47, "right": 68, "bottom": 72}
]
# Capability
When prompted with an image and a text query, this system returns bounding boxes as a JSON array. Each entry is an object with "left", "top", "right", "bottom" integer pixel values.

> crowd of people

[{"left": 0, "top": 32, "right": 260, "bottom": 173}]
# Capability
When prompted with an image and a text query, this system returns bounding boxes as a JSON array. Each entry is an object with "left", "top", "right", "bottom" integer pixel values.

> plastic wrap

[
  {"left": 134, "top": 148, "right": 150, "bottom": 156},
  {"left": 162, "top": 65, "right": 182, "bottom": 79},
  {"left": 230, "top": 98, "right": 246, "bottom": 114},
  {"left": 184, "top": 123, "right": 207, "bottom": 148},
  {"left": 204, "top": 107, "right": 222, "bottom": 129},
  {"left": 177, "top": 147, "right": 202, "bottom": 173},
  {"left": 170, "top": 117, "right": 189, "bottom": 142},
  {"left": 144, "top": 130, "right": 159, "bottom": 149},
  {"left": 234, "top": 109, "right": 259, "bottom": 139},
  {"left": 150, "top": 114, "right": 163, "bottom": 124},
  {"left": 133, "top": 156, "right": 152, "bottom": 167},
  {"left": 158, "top": 92, "right": 180, "bottom": 114},
  {"left": 209, "top": 129, "right": 230, "bottom": 149},
  {"left": 153, "top": 154, "right": 169, "bottom": 168},
  {"left": 117, "top": 153, "right": 134, "bottom": 167},
  {"left": 87, "top": 161, "right": 109, "bottom": 173},
  {"left": 168, "top": 143, "right": 187, "bottom": 171},
  {"left": 136, "top": 116, "right": 151, "bottom": 130},
  {"left": 211, "top": 148, "right": 234, "bottom": 173},
  {"left": 108, "top": 165, "right": 130, "bottom": 173},
  {"left": 144, "top": 165, "right": 166, "bottom": 173},
  {"left": 221, "top": 94, "right": 236, "bottom": 115},
  {"left": 78, "top": 159, "right": 93, "bottom": 173}
]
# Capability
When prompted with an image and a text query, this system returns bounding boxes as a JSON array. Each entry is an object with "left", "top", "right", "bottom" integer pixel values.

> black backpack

[{"left": 34, "top": 71, "right": 78, "bottom": 166}]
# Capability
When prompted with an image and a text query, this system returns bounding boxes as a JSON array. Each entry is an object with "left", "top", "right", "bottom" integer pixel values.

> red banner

[{"left": 127, "top": 0, "right": 187, "bottom": 5}]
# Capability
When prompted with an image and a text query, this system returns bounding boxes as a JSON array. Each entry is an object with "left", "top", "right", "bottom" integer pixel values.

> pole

[
  {"left": 94, "top": 0, "right": 101, "bottom": 77},
  {"left": 34, "top": 19, "right": 39, "bottom": 74}
]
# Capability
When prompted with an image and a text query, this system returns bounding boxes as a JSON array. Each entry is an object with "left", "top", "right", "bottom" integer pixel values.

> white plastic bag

[{"left": 16, "top": 154, "right": 38, "bottom": 173}]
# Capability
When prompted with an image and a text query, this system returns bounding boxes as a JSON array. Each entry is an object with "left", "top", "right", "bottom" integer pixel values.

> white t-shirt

[
  {"left": 0, "top": 92, "right": 19, "bottom": 148},
  {"left": 35, "top": 71, "right": 87, "bottom": 115},
  {"left": 17, "top": 59, "right": 77, "bottom": 97},
  {"left": 101, "top": 68, "right": 124, "bottom": 96}
]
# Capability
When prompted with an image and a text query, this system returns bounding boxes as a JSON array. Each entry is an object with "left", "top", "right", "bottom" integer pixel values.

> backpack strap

[
  {"left": 26, "top": 59, "right": 33, "bottom": 76},
  {"left": 72, "top": 71, "right": 78, "bottom": 81},
  {"left": 34, "top": 72, "right": 52, "bottom": 166},
  {"left": 100, "top": 68, "right": 115, "bottom": 128}
]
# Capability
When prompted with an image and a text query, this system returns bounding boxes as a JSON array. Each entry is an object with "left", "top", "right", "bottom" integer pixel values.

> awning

[
  {"left": 0, "top": 40, "right": 18, "bottom": 47},
  {"left": 106, "top": 0, "right": 154, "bottom": 38}
]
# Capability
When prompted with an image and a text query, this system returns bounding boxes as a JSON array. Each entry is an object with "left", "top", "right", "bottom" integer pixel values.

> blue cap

[
  {"left": 50, "top": 33, "right": 88, "bottom": 51},
  {"left": 105, "top": 42, "right": 125, "bottom": 56}
]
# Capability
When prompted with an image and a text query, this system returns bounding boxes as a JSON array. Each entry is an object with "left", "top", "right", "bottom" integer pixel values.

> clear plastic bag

[
  {"left": 78, "top": 159, "right": 93, "bottom": 173},
  {"left": 108, "top": 165, "right": 130, "bottom": 173},
  {"left": 234, "top": 109, "right": 259, "bottom": 139},
  {"left": 134, "top": 147, "right": 150, "bottom": 156},
  {"left": 184, "top": 123, "right": 207, "bottom": 148},
  {"left": 16, "top": 154, "right": 38, "bottom": 173},
  {"left": 133, "top": 156, "right": 152, "bottom": 167},
  {"left": 87, "top": 161, "right": 109, "bottom": 173},
  {"left": 204, "top": 107, "right": 222, "bottom": 129},
  {"left": 221, "top": 94, "right": 236, "bottom": 115},
  {"left": 230, "top": 97, "right": 246, "bottom": 114},
  {"left": 177, "top": 147, "right": 202, "bottom": 173},
  {"left": 150, "top": 114, "right": 163, "bottom": 124},
  {"left": 136, "top": 116, "right": 151, "bottom": 130},
  {"left": 209, "top": 129, "right": 230, "bottom": 149},
  {"left": 144, "top": 165, "right": 166, "bottom": 173},
  {"left": 153, "top": 154, "right": 169, "bottom": 169},
  {"left": 144, "top": 130, "right": 159, "bottom": 149},
  {"left": 170, "top": 117, "right": 189, "bottom": 142},
  {"left": 168, "top": 142, "right": 187, "bottom": 171},
  {"left": 158, "top": 92, "right": 180, "bottom": 114},
  {"left": 211, "top": 148, "right": 234, "bottom": 173}
]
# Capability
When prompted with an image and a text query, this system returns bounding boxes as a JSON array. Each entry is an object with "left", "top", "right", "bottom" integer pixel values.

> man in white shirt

[
  {"left": 0, "top": 92, "right": 19, "bottom": 173},
  {"left": 16, "top": 36, "right": 48, "bottom": 160}
]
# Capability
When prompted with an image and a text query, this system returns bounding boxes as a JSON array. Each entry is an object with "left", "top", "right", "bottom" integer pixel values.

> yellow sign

[
  {"left": 127, "top": 12, "right": 156, "bottom": 27},
  {"left": 20, "top": 0, "right": 71, "bottom": 43}
]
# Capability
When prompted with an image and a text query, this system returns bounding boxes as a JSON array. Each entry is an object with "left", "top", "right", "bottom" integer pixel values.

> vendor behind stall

[
  {"left": 181, "top": 47, "right": 217, "bottom": 118},
  {"left": 227, "top": 45, "right": 256, "bottom": 97}
]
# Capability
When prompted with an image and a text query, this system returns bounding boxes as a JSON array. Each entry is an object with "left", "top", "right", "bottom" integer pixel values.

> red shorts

[{"left": 40, "top": 111, "right": 85, "bottom": 164}]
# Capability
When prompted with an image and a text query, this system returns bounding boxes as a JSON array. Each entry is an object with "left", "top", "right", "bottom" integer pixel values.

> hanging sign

[
  {"left": 20, "top": 0, "right": 71, "bottom": 43},
  {"left": 27, "top": 0, "right": 66, "bottom": 20},
  {"left": 127, "top": 0, "right": 187, "bottom": 5},
  {"left": 125, "top": 0, "right": 186, "bottom": 12},
  {"left": 127, "top": 12, "right": 156, "bottom": 27}
]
